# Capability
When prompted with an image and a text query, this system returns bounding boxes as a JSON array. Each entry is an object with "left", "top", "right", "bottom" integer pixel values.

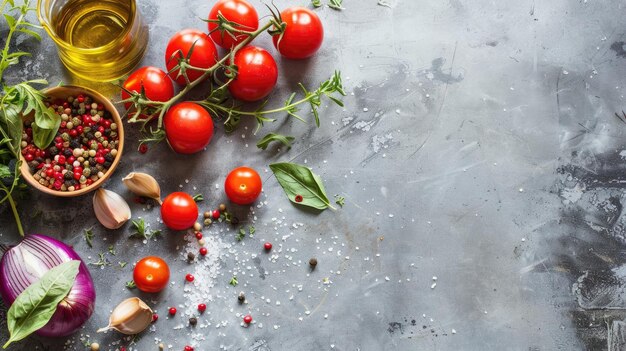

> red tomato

[
  {"left": 133, "top": 256, "right": 170, "bottom": 293},
  {"left": 121, "top": 66, "right": 174, "bottom": 119},
  {"left": 164, "top": 102, "right": 214, "bottom": 154},
  {"left": 272, "top": 7, "right": 323, "bottom": 59},
  {"left": 228, "top": 46, "right": 278, "bottom": 102},
  {"left": 224, "top": 166, "right": 262, "bottom": 205},
  {"left": 161, "top": 192, "right": 198, "bottom": 230},
  {"left": 208, "top": 0, "right": 259, "bottom": 49},
  {"left": 165, "top": 29, "right": 218, "bottom": 85}
]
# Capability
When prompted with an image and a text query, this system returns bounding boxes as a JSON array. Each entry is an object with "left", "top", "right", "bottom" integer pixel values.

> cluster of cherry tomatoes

[
  {"left": 124, "top": 0, "right": 323, "bottom": 305},
  {"left": 122, "top": 0, "right": 325, "bottom": 155}
]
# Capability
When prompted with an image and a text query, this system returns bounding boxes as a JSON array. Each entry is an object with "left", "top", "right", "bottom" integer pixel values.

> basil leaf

[
  {"left": 31, "top": 116, "right": 60, "bottom": 149},
  {"left": 11, "top": 83, "right": 59, "bottom": 149},
  {"left": 3, "top": 260, "right": 80, "bottom": 348},
  {"left": 256, "top": 133, "right": 295, "bottom": 150},
  {"left": 269, "top": 162, "right": 335, "bottom": 211},
  {"left": 0, "top": 103, "right": 23, "bottom": 156}
]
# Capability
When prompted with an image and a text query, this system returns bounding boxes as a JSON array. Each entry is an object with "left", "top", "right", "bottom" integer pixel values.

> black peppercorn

[
  {"left": 238, "top": 292, "right": 245, "bottom": 303},
  {"left": 189, "top": 317, "right": 197, "bottom": 326},
  {"left": 104, "top": 154, "right": 114, "bottom": 162},
  {"left": 48, "top": 146, "right": 58, "bottom": 155},
  {"left": 64, "top": 172, "right": 73, "bottom": 180},
  {"left": 35, "top": 157, "right": 44, "bottom": 164},
  {"left": 103, "top": 161, "right": 112, "bottom": 168},
  {"left": 89, "top": 158, "right": 96, "bottom": 166},
  {"left": 69, "top": 140, "right": 80, "bottom": 149},
  {"left": 63, "top": 149, "right": 72, "bottom": 157},
  {"left": 187, "top": 252, "right": 195, "bottom": 262},
  {"left": 309, "top": 258, "right": 318, "bottom": 268}
]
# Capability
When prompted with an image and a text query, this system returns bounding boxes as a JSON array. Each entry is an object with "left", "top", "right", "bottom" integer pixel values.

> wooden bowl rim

[{"left": 19, "top": 85, "right": 124, "bottom": 197}]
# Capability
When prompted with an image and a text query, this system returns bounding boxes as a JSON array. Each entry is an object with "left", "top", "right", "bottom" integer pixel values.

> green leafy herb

[
  {"left": 129, "top": 219, "right": 161, "bottom": 240},
  {"left": 328, "top": 0, "right": 344, "bottom": 10},
  {"left": 3, "top": 260, "right": 80, "bottom": 348},
  {"left": 192, "top": 194, "right": 204, "bottom": 202},
  {"left": 236, "top": 227, "right": 246, "bottom": 241},
  {"left": 125, "top": 280, "right": 136, "bottom": 289},
  {"left": 256, "top": 133, "right": 295, "bottom": 150},
  {"left": 229, "top": 276, "right": 238, "bottom": 287},
  {"left": 248, "top": 225, "right": 255, "bottom": 235},
  {"left": 334, "top": 195, "right": 345, "bottom": 207},
  {"left": 269, "top": 162, "right": 336, "bottom": 211},
  {"left": 197, "top": 72, "right": 345, "bottom": 135},
  {"left": 0, "top": 0, "right": 61, "bottom": 237},
  {"left": 83, "top": 227, "right": 94, "bottom": 248},
  {"left": 108, "top": 245, "right": 116, "bottom": 255},
  {"left": 311, "top": 0, "right": 322, "bottom": 7},
  {"left": 89, "top": 253, "right": 110, "bottom": 267},
  {"left": 118, "top": 261, "right": 127, "bottom": 268}
]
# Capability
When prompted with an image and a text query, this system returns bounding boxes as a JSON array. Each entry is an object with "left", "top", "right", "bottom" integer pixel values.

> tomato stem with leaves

[
  {"left": 124, "top": 7, "right": 346, "bottom": 146},
  {"left": 125, "top": 20, "right": 276, "bottom": 139}
]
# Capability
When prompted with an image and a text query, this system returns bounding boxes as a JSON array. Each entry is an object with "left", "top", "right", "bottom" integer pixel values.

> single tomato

[
  {"left": 161, "top": 192, "right": 198, "bottom": 230},
  {"left": 121, "top": 66, "right": 174, "bottom": 119},
  {"left": 272, "top": 7, "right": 323, "bottom": 59},
  {"left": 165, "top": 29, "right": 218, "bottom": 85},
  {"left": 133, "top": 256, "right": 170, "bottom": 293},
  {"left": 164, "top": 102, "right": 214, "bottom": 154},
  {"left": 228, "top": 46, "right": 278, "bottom": 102},
  {"left": 208, "top": 0, "right": 259, "bottom": 49},
  {"left": 224, "top": 166, "right": 262, "bottom": 205}
]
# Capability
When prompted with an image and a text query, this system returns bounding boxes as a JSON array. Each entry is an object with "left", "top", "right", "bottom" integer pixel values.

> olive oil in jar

[
  {"left": 53, "top": 0, "right": 130, "bottom": 49},
  {"left": 38, "top": 0, "right": 148, "bottom": 81}
]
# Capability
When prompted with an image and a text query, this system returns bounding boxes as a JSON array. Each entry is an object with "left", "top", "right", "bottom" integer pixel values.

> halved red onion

[{"left": 0, "top": 234, "right": 95, "bottom": 337}]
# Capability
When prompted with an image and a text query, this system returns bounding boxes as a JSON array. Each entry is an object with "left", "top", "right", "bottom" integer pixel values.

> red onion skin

[{"left": 0, "top": 234, "right": 96, "bottom": 337}]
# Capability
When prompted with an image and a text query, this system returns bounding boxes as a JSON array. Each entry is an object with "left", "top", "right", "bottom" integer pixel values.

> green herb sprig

[
  {"left": 229, "top": 276, "right": 238, "bottom": 287},
  {"left": 129, "top": 219, "right": 161, "bottom": 240},
  {"left": 83, "top": 227, "right": 94, "bottom": 248},
  {"left": 89, "top": 253, "right": 111, "bottom": 267},
  {"left": 0, "top": 0, "right": 61, "bottom": 236}
]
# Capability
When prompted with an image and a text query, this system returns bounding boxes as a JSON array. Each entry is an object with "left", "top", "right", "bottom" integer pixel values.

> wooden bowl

[{"left": 19, "top": 85, "right": 124, "bottom": 197}]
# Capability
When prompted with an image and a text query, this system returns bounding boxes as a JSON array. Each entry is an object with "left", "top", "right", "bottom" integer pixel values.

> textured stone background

[{"left": 2, "top": 0, "right": 626, "bottom": 350}]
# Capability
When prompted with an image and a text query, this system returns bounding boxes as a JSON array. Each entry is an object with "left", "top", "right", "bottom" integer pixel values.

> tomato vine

[{"left": 122, "top": 5, "right": 346, "bottom": 148}]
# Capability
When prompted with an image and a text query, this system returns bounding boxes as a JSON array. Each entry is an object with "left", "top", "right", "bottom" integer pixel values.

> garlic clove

[
  {"left": 122, "top": 172, "right": 162, "bottom": 204},
  {"left": 93, "top": 188, "right": 131, "bottom": 229},
  {"left": 97, "top": 297, "right": 153, "bottom": 335}
]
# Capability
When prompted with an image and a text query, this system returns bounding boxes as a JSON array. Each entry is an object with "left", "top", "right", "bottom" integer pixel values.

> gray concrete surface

[{"left": 3, "top": 0, "right": 626, "bottom": 350}]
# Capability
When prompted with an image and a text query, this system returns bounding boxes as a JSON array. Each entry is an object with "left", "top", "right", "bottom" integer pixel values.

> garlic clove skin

[
  {"left": 122, "top": 172, "right": 162, "bottom": 204},
  {"left": 97, "top": 297, "right": 153, "bottom": 335},
  {"left": 93, "top": 188, "right": 131, "bottom": 229}
]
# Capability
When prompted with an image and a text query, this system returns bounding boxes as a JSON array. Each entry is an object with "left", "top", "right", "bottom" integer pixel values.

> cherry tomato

[
  {"left": 208, "top": 0, "right": 259, "bottom": 49},
  {"left": 121, "top": 66, "right": 174, "bottom": 119},
  {"left": 161, "top": 192, "right": 199, "bottom": 230},
  {"left": 165, "top": 29, "right": 218, "bottom": 85},
  {"left": 133, "top": 256, "right": 170, "bottom": 293},
  {"left": 164, "top": 102, "right": 214, "bottom": 154},
  {"left": 228, "top": 46, "right": 278, "bottom": 102},
  {"left": 272, "top": 7, "right": 323, "bottom": 59},
  {"left": 224, "top": 166, "right": 262, "bottom": 205}
]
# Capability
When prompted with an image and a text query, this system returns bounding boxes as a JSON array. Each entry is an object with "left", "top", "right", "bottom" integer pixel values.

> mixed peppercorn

[{"left": 21, "top": 94, "right": 119, "bottom": 192}]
